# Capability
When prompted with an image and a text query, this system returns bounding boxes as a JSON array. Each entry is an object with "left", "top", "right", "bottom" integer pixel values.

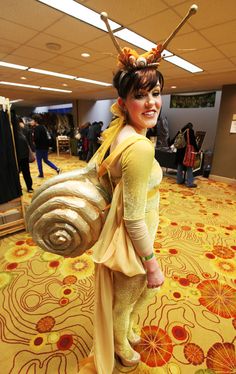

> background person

[
  {"left": 15, "top": 118, "right": 34, "bottom": 193},
  {"left": 31, "top": 114, "right": 60, "bottom": 178},
  {"left": 86, "top": 121, "right": 102, "bottom": 162},
  {"left": 172, "top": 122, "right": 199, "bottom": 187}
]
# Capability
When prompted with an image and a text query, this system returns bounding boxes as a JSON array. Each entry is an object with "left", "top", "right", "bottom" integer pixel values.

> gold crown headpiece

[{"left": 101, "top": 4, "right": 198, "bottom": 71}]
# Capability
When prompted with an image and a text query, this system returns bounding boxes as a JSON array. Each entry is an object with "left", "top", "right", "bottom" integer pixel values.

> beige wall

[
  {"left": 211, "top": 85, "right": 236, "bottom": 180},
  {"left": 76, "top": 99, "right": 115, "bottom": 128}
]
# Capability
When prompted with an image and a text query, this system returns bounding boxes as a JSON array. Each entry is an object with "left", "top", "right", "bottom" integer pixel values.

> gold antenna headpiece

[{"left": 101, "top": 4, "right": 198, "bottom": 71}]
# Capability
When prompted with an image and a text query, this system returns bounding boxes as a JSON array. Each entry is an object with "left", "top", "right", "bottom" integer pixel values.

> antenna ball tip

[
  {"left": 190, "top": 4, "right": 198, "bottom": 14},
  {"left": 100, "top": 12, "right": 108, "bottom": 19}
]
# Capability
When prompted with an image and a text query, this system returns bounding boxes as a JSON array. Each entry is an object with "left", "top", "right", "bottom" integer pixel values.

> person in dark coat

[
  {"left": 79, "top": 121, "right": 90, "bottom": 160},
  {"left": 86, "top": 121, "right": 102, "bottom": 162},
  {"left": 15, "top": 120, "right": 34, "bottom": 193},
  {"left": 31, "top": 114, "right": 60, "bottom": 178},
  {"left": 172, "top": 122, "right": 199, "bottom": 187}
]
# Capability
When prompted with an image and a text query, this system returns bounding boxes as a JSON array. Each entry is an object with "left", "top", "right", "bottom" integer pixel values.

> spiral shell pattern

[{"left": 26, "top": 164, "right": 111, "bottom": 257}]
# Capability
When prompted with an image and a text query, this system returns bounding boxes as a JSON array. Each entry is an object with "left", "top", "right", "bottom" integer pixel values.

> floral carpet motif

[{"left": 0, "top": 154, "right": 235, "bottom": 374}]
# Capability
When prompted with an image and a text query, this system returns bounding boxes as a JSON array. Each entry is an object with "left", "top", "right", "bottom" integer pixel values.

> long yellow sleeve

[{"left": 121, "top": 139, "right": 154, "bottom": 220}]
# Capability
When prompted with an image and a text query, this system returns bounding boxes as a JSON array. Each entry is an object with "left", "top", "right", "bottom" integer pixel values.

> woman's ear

[{"left": 117, "top": 97, "right": 126, "bottom": 112}]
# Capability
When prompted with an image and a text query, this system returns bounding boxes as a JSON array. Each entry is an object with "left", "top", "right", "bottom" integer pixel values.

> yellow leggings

[{"left": 113, "top": 271, "right": 156, "bottom": 359}]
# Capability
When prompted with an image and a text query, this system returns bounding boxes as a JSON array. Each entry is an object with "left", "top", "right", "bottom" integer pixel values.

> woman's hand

[
  {"left": 144, "top": 258, "right": 165, "bottom": 288},
  {"left": 147, "top": 267, "right": 165, "bottom": 288}
]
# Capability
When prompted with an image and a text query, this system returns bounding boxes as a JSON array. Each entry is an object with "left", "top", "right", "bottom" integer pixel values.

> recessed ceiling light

[
  {"left": 62, "top": 83, "right": 68, "bottom": 87},
  {"left": 171, "top": 85, "right": 177, "bottom": 89},
  {"left": 20, "top": 76, "right": 27, "bottom": 80},
  {"left": 46, "top": 42, "right": 62, "bottom": 51},
  {"left": 81, "top": 53, "right": 90, "bottom": 58}
]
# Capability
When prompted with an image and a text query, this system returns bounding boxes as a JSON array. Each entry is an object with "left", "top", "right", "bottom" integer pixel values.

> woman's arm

[
  {"left": 122, "top": 140, "right": 164, "bottom": 288},
  {"left": 124, "top": 219, "right": 164, "bottom": 288}
]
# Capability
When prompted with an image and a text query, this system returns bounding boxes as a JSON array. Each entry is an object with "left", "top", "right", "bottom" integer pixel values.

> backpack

[{"left": 174, "top": 130, "right": 187, "bottom": 149}]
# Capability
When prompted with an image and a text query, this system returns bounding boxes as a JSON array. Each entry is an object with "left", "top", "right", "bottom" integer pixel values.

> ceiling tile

[
  {"left": 84, "top": 0, "right": 167, "bottom": 24},
  {"left": 200, "top": 20, "right": 236, "bottom": 45},
  {"left": 1, "top": 55, "right": 41, "bottom": 68},
  {"left": 26, "top": 33, "right": 78, "bottom": 55},
  {"left": 200, "top": 58, "right": 235, "bottom": 73},
  {"left": 217, "top": 42, "right": 236, "bottom": 58},
  {"left": 179, "top": 47, "right": 226, "bottom": 63},
  {"left": 168, "top": 32, "right": 211, "bottom": 54},
  {"left": 127, "top": 9, "right": 194, "bottom": 43},
  {"left": 44, "top": 17, "right": 105, "bottom": 45},
  {"left": 0, "top": 38, "right": 21, "bottom": 56},
  {"left": 0, "top": 18, "right": 38, "bottom": 43},
  {"left": 0, "top": 0, "right": 64, "bottom": 31},
  {"left": 176, "top": 0, "right": 236, "bottom": 29},
  {"left": 11, "top": 45, "right": 55, "bottom": 62}
]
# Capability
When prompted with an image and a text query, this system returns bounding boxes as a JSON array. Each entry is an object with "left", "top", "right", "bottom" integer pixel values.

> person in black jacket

[
  {"left": 31, "top": 114, "right": 60, "bottom": 178},
  {"left": 15, "top": 119, "right": 34, "bottom": 193},
  {"left": 86, "top": 121, "right": 102, "bottom": 162},
  {"left": 172, "top": 122, "right": 199, "bottom": 188}
]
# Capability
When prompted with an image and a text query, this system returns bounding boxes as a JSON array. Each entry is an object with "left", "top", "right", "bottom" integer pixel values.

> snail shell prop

[{"left": 26, "top": 164, "right": 111, "bottom": 258}]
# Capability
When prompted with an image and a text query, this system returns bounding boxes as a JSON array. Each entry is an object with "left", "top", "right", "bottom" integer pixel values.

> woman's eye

[
  {"left": 134, "top": 94, "right": 143, "bottom": 99},
  {"left": 153, "top": 91, "right": 160, "bottom": 97}
]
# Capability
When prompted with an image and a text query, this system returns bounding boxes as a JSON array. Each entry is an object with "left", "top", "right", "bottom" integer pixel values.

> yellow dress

[{"left": 79, "top": 134, "right": 162, "bottom": 374}]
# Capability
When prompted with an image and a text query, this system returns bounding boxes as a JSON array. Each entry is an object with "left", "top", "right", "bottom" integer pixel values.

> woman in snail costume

[
  {"left": 79, "top": 5, "right": 198, "bottom": 373},
  {"left": 84, "top": 57, "right": 165, "bottom": 373}
]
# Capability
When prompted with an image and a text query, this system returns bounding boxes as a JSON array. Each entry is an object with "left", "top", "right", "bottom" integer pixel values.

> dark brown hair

[
  {"left": 31, "top": 114, "right": 43, "bottom": 124},
  {"left": 113, "top": 67, "right": 164, "bottom": 99}
]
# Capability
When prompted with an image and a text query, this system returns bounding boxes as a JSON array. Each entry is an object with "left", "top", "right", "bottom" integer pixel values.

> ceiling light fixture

[
  {"left": 0, "top": 61, "right": 28, "bottom": 70},
  {"left": 20, "top": 76, "right": 27, "bottom": 80},
  {"left": 38, "top": 0, "right": 121, "bottom": 31},
  {"left": 46, "top": 42, "right": 62, "bottom": 50},
  {"left": 9, "top": 99, "right": 24, "bottom": 103},
  {"left": 28, "top": 68, "right": 76, "bottom": 79},
  {"left": 40, "top": 86, "right": 72, "bottom": 93},
  {"left": 0, "top": 81, "right": 40, "bottom": 89},
  {"left": 164, "top": 55, "right": 203, "bottom": 73},
  {"left": 76, "top": 77, "right": 112, "bottom": 86},
  {"left": 0, "top": 81, "right": 72, "bottom": 93},
  {"left": 81, "top": 53, "right": 90, "bottom": 58}
]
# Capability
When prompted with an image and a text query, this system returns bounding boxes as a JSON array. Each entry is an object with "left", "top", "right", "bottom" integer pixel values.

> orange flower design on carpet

[
  {"left": 206, "top": 342, "right": 236, "bottom": 373},
  {"left": 184, "top": 343, "right": 204, "bottom": 365},
  {"left": 135, "top": 326, "right": 173, "bottom": 367},
  {"left": 212, "top": 245, "right": 235, "bottom": 259},
  {"left": 197, "top": 280, "right": 236, "bottom": 318},
  {"left": 36, "top": 316, "right": 55, "bottom": 333}
]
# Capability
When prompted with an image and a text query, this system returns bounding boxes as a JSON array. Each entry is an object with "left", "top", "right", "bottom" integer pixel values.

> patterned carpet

[{"left": 0, "top": 153, "right": 235, "bottom": 374}]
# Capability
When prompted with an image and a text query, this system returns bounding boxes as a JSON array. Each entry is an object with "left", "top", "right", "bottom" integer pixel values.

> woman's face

[{"left": 119, "top": 82, "right": 162, "bottom": 134}]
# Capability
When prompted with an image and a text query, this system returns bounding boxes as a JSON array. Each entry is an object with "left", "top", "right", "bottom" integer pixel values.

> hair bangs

[{"left": 132, "top": 68, "right": 161, "bottom": 93}]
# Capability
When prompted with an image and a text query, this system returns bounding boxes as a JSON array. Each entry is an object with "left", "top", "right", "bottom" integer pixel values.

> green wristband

[{"left": 142, "top": 252, "right": 155, "bottom": 261}]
